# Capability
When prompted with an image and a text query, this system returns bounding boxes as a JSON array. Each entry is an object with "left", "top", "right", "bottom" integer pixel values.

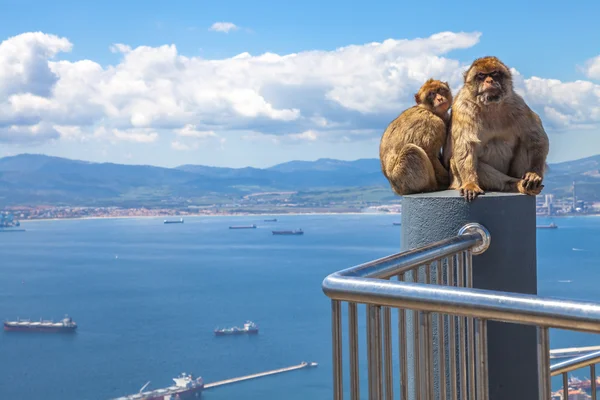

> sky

[{"left": 0, "top": 0, "right": 599, "bottom": 168}]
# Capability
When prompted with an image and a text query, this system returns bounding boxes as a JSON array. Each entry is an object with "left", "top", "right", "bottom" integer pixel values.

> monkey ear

[
  {"left": 414, "top": 93, "right": 421, "bottom": 104},
  {"left": 443, "top": 81, "right": 449, "bottom": 88}
]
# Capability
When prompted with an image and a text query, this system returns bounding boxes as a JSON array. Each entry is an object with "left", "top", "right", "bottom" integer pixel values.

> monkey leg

[
  {"left": 477, "top": 162, "right": 521, "bottom": 192},
  {"left": 509, "top": 143, "right": 545, "bottom": 195},
  {"left": 432, "top": 156, "right": 450, "bottom": 188},
  {"left": 388, "top": 144, "right": 437, "bottom": 195},
  {"left": 459, "top": 162, "right": 520, "bottom": 201}
]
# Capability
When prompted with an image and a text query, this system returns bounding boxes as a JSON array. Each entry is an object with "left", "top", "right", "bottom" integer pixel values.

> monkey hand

[
  {"left": 521, "top": 172, "right": 543, "bottom": 191},
  {"left": 459, "top": 182, "right": 484, "bottom": 202},
  {"left": 517, "top": 173, "right": 544, "bottom": 196}
]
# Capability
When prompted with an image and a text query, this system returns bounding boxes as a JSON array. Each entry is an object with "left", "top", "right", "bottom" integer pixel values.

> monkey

[
  {"left": 443, "top": 56, "right": 550, "bottom": 201},
  {"left": 379, "top": 79, "right": 453, "bottom": 196}
]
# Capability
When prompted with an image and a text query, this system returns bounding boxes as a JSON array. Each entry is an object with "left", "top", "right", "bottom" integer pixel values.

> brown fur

[
  {"left": 443, "top": 56, "right": 550, "bottom": 201},
  {"left": 379, "top": 79, "right": 452, "bottom": 196}
]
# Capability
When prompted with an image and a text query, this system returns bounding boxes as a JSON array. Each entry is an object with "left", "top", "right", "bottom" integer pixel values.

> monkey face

[
  {"left": 464, "top": 57, "right": 513, "bottom": 105},
  {"left": 431, "top": 91, "right": 451, "bottom": 113},
  {"left": 475, "top": 71, "right": 504, "bottom": 104},
  {"left": 414, "top": 79, "right": 453, "bottom": 115}
]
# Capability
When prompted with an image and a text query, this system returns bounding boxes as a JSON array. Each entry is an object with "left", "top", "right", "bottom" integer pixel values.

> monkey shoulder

[
  {"left": 380, "top": 106, "right": 445, "bottom": 157},
  {"left": 507, "top": 96, "right": 547, "bottom": 137},
  {"left": 404, "top": 107, "right": 446, "bottom": 152}
]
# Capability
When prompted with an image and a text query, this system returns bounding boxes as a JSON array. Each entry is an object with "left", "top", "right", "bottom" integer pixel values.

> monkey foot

[
  {"left": 521, "top": 172, "right": 543, "bottom": 191},
  {"left": 459, "top": 182, "right": 484, "bottom": 202}
]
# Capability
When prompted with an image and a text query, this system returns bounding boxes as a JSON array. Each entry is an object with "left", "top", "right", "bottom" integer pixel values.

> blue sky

[{"left": 0, "top": 0, "right": 599, "bottom": 168}]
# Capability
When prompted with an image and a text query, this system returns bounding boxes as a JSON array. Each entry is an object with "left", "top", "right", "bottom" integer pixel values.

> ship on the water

[
  {"left": 0, "top": 213, "right": 25, "bottom": 232},
  {"left": 272, "top": 229, "right": 303, "bottom": 235},
  {"left": 392, "top": 222, "right": 401, "bottom": 226},
  {"left": 537, "top": 222, "right": 558, "bottom": 229},
  {"left": 164, "top": 218, "right": 184, "bottom": 224},
  {"left": 214, "top": 321, "right": 259, "bottom": 336},
  {"left": 113, "top": 373, "right": 204, "bottom": 400},
  {"left": 264, "top": 218, "right": 277, "bottom": 222},
  {"left": 4, "top": 315, "right": 77, "bottom": 333},
  {"left": 229, "top": 225, "right": 257, "bottom": 229}
]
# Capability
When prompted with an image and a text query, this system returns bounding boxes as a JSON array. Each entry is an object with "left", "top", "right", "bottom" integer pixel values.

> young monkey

[{"left": 379, "top": 79, "right": 452, "bottom": 196}]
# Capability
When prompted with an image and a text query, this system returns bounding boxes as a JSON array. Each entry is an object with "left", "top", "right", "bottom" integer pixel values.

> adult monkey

[{"left": 444, "top": 56, "right": 550, "bottom": 201}]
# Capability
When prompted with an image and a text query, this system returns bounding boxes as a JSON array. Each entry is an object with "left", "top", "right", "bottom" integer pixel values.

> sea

[{"left": 0, "top": 214, "right": 598, "bottom": 399}]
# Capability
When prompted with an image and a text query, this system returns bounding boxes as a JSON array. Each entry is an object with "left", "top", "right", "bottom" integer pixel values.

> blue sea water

[{"left": 0, "top": 214, "right": 598, "bottom": 399}]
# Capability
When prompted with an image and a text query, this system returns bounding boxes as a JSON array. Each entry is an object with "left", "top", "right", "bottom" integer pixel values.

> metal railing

[
  {"left": 322, "top": 222, "right": 600, "bottom": 400},
  {"left": 551, "top": 350, "right": 600, "bottom": 400}
]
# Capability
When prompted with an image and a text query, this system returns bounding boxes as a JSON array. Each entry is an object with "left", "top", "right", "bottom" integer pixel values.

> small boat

[
  {"left": 537, "top": 223, "right": 558, "bottom": 229},
  {"left": 272, "top": 229, "right": 303, "bottom": 235},
  {"left": 214, "top": 321, "right": 259, "bottom": 336},
  {"left": 264, "top": 218, "right": 278, "bottom": 222},
  {"left": 392, "top": 222, "right": 401, "bottom": 226},
  {"left": 229, "top": 225, "right": 257, "bottom": 229},
  {"left": 164, "top": 218, "right": 184, "bottom": 224}
]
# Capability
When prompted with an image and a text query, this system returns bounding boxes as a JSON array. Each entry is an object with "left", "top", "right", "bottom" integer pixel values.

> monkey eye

[
  {"left": 476, "top": 72, "right": 486, "bottom": 81},
  {"left": 490, "top": 71, "right": 501, "bottom": 79}
]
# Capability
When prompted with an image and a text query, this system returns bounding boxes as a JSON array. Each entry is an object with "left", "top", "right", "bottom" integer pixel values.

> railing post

[{"left": 401, "top": 190, "right": 539, "bottom": 400}]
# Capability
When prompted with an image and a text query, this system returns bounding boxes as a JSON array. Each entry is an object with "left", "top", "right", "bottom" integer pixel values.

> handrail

[
  {"left": 323, "top": 277, "right": 600, "bottom": 334},
  {"left": 330, "top": 233, "right": 483, "bottom": 280},
  {"left": 551, "top": 350, "right": 600, "bottom": 375},
  {"left": 550, "top": 350, "right": 600, "bottom": 399},
  {"left": 322, "top": 222, "right": 600, "bottom": 400}
]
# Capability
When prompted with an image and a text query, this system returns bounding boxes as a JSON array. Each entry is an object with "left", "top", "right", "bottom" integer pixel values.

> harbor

[
  {"left": 112, "top": 362, "right": 317, "bottom": 399},
  {"left": 204, "top": 361, "right": 318, "bottom": 389}
]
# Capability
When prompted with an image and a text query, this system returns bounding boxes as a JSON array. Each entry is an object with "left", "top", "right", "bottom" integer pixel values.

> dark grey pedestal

[{"left": 401, "top": 190, "right": 538, "bottom": 400}]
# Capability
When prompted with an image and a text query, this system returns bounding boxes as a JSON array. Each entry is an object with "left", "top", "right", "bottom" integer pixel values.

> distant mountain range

[{"left": 0, "top": 153, "right": 598, "bottom": 206}]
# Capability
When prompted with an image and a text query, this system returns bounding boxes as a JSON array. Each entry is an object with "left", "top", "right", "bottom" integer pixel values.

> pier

[
  {"left": 204, "top": 361, "right": 317, "bottom": 389},
  {"left": 550, "top": 345, "right": 600, "bottom": 359}
]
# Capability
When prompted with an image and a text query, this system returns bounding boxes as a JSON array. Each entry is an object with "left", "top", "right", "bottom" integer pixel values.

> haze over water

[{"left": 0, "top": 214, "right": 597, "bottom": 399}]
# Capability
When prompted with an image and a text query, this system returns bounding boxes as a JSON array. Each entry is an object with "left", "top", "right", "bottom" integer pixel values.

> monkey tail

[{"left": 389, "top": 144, "right": 437, "bottom": 195}]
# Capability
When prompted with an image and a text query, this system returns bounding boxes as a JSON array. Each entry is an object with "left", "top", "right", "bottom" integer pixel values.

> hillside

[{"left": 0, "top": 153, "right": 597, "bottom": 206}]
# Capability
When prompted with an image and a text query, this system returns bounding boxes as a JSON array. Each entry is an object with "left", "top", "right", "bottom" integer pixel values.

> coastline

[
  {"left": 19, "top": 210, "right": 402, "bottom": 223},
  {"left": 18, "top": 212, "right": 598, "bottom": 224},
  {"left": 16, "top": 212, "right": 600, "bottom": 223}
]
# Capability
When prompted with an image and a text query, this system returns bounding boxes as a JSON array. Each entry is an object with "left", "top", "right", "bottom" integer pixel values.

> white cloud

[
  {"left": 174, "top": 124, "right": 217, "bottom": 139},
  {"left": 583, "top": 55, "right": 600, "bottom": 80},
  {"left": 0, "top": 32, "right": 71, "bottom": 98},
  {"left": 1, "top": 30, "right": 600, "bottom": 147},
  {"left": 288, "top": 130, "right": 318, "bottom": 142},
  {"left": 109, "top": 43, "right": 132, "bottom": 54},
  {"left": 209, "top": 22, "right": 239, "bottom": 33},
  {"left": 171, "top": 140, "right": 197, "bottom": 151},
  {"left": 0, "top": 122, "right": 60, "bottom": 144}
]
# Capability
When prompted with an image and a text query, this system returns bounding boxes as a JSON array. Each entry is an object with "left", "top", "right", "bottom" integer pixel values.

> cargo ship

[
  {"left": 4, "top": 315, "right": 77, "bottom": 333},
  {"left": 214, "top": 321, "right": 259, "bottom": 336},
  {"left": 113, "top": 373, "right": 204, "bottom": 400},
  {"left": 272, "top": 229, "right": 303, "bottom": 235},
  {"left": 537, "top": 223, "right": 558, "bottom": 229},
  {"left": 164, "top": 218, "right": 184, "bottom": 224},
  {"left": 392, "top": 222, "right": 401, "bottom": 226},
  {"left": 229, "top": 225, "right": 257, "bottom": 229},
  {"left": 264, "top": 218, "right": 277, "bottom": 222}
]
